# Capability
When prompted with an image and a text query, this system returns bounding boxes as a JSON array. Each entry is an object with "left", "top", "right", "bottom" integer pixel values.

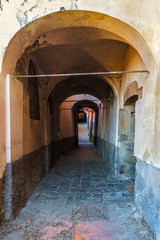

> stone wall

[
  {"left": 61, "top": 136, "right": 77, "bottom": 154},
  {"left": 51, "top": 136, "right": 77, "bottom": 166},
  {"left": 0, "top": 2, "right": 159, "bottom": 237},
  {"left": 96, "top": 136, "right": 121, "bottom": 175},
  {"left": 10, "top": 146, "right": 46, "bottom": 217},
  {"left": 118, "top": 106, "right": 136, "bottom": 176},
  {"left": 51, "top": 141, "right": 61, "bottom": 165},
  {"left": 135, "top": 159, "right": 160, "bottom": 239},
  {"left": 0, "top": 177, "right": 4, "bottom": 222}
]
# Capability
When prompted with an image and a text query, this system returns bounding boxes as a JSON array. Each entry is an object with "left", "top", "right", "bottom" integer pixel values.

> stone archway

[
  {"left": 118, "top": 82, "right": 140, "bottom": 176},
  {"left": 0, "top": 11, "right": 156, "bottom": 172},
  {"left": 124, "top": 81, "right": 139, "bottom": 104},
  {"left": 72, "top": 99, "right": 99, "bottom": 146},
  {"left": 0, "top": 10, "right": 157, "bottom": 228}
]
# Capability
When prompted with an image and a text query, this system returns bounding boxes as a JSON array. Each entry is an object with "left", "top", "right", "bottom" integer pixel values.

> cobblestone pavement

[{"left": 0, "top": 143, "right": 155, "bottom": 239}]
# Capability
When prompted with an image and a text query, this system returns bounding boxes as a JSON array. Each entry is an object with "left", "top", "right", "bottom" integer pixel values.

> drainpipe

[{"left": 4, "top": 74, "right": 12, "bottom": 220}]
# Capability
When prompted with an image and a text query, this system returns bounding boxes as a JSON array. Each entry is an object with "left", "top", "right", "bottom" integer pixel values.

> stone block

[
  {"left": 96, "top": 136, "right": 121, "bottom": 175},
  {"left": 120, "top": 134, "right": 128, "bottom": 142},
  {"left": 0, "top": 177, "right": 4, "bottom": 222},
  {"left": 126, "top": 147, "right": 134, "bottom": 154},
  {"left": 126, "top": 155, "right": 136, "bottom": 164},
  {"left": 122, "top": 116, "right": 129, "bottom": 131},
  {"left": 135, "top": 159, "right": 160, "bottom": 239}
]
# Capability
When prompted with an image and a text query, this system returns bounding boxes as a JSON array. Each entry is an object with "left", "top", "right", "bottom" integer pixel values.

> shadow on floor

[{"left": 0, "top": 137, "right": 154, "bottom": 239}]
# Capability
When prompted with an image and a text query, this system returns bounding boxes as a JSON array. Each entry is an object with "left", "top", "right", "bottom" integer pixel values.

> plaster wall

[
  {"left": 59, "top": 94, "right": 100, "bottom": 139},
  {"left": 97, "top": 99, "right": 118, "bottom": 171},
  {"left": 119, "top": 46, "right": 158, "bottom": 168},
  {"left": 10, "top": 78, "right": 23, "bottom": 162},
  {"left": 1, "top": 59, "right": 49, "bottom": 219},
  {"left": 60, "top": 104, "right": 75, "bottom": 139},
  {"left": 23, "top": 86, "right": 44, "bottom": 155},
  {"left": 0, "top": 4, "right": 159, "bottom": 169},
  {"left": 0, "top": 0, "right": 160, "bottom": 69},
  {"left": 50, "top": 94, "right": 100, "bottom": 163},
  {"left": 120, "top": 46, "right": 146, "bottom": 100},
  {"left": 14, "top": 54, "right": 47, "bottom": 155},
  {"left": 0, "top": 1, "right": 160, "bottom": 234},
  {"left": 105, "top": 100, "right": 118, "bottom": 144}
]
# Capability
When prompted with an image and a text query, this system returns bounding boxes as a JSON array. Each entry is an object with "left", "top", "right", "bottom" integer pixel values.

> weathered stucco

[
  {"left": 0, "top": 0, "right": 159, "bottom": 68},
  {"left": 0, "top": 2, "right": 160, "bottom": 237},
  {"left": 0, "top": 9, "right": 158, "bottom": 170}
]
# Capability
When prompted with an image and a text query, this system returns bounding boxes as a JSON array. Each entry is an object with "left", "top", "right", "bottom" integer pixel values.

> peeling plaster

[
  {"left": 0, "top": 1, "right": 159, "bottom": 166},
  {"left": 0, "top": 0, "right": 9, "bottom": 11},
  {"left": 60, "top": 7, "right": 65, "bottom": 11},
  {"left": 16, "top": 10, "right": 28, "bottom": 28},
  {"left": 0, "top": 0, "right": 79, "bottom": 67},
  {"left": 0, "top": 0, "right": 158, "bottom": 75},
  {"left": 16, "top": 0, "right": 42, "bottom": 27},
  {"left": 21, "top": 39, "right": 51, "bottom": 57},
  {"left": 20, "top": 0, "right": 28, "bottom": 7},
  {"left": 15, "top": 57, "right": 26, "bottom": 80},
  {"left": 70, "top": 0, "right": 78, "bottom": 10}
]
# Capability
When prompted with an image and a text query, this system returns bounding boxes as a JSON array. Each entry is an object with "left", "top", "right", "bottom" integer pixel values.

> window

[{"left": 28, "top": 60, "right": 40, "bottom": 120}]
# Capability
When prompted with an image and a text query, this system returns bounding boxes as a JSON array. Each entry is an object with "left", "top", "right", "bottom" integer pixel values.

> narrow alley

[
  {"left": 78, "top": 123, "right": 90, "bottom": 144},
  {"left": 0, "top": 125, "right": 154, "bottom": 239},
  {"left": 0, "top": 7, "right": 160, "bottom": 239}
]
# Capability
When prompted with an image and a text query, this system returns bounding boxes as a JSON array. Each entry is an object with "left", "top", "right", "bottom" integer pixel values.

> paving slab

[{"left": 0, "top": 142, "right": 155, "bottom": 239}]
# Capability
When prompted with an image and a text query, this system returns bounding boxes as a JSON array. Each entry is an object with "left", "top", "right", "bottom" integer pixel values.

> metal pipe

[
  {"left": 12, "top": 70, "right": 149, "bottom": 78},
  {"left": 6, "top": 74, "right": 11, "bottom": 164},
  {"left": 5, "top": 74, "right": 12, "bottom": 220},
  {"left": 54, "top": 99, "right": 100, "bottom": 102},
  {"left": 60, "top": 107, "right": 107, "bottom": 110}
]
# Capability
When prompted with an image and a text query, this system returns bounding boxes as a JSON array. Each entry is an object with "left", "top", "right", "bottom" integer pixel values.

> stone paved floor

[{"left": 0, "top": 133, "right": 155, "bottom": 239}]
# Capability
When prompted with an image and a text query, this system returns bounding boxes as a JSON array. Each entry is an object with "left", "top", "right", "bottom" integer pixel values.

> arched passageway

[
  {"left": 77, "top": 108, "right": 96, "bottom": 144},
  {"left": 0, "top": 9, "right": 158, "bottom": 239},
  {"left": 78, "top": 110, "right": 87, "bottom": 124},
  {"left": 49, "top": 75, "right": 115, "bottom": 168},
  {"left": 118, "top": 82, "right": 139, "bottom": 176},
  {"left": 72, "top": 99, "right": 99, "bottom": 145},
  {"left": 77, "top": 108, "right": 95, "bottom": 144}
]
